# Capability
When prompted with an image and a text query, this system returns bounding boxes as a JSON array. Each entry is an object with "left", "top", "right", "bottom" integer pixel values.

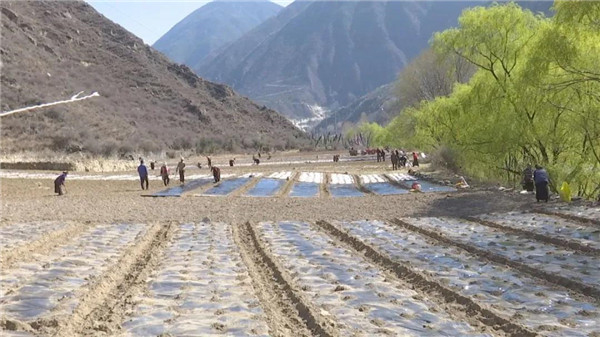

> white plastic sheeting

[
  {"left": 335, "top": 220, "right": 599, "bottom": 336},
  {"left": 298, "top": 172, "right": 323, "bottom": 184},
  {"left": 257, "top": 221, "right": 487, "bottom": 336},
  {"left": 386, "top": 173, "right": 417, "bottom": 181},
  {"left": 359, "top": 174, "right": 386, "bottom": 184},
  {"left": 404, "top": 217, "right": 600, "bottom": 289},
  {"left": 121, "top": 223, "right": 268, "bottom": 336},
  {"left": 329, "top": 173, "right": 354, "bottom": 185},
  {"left": 268, "top": 171, "right": 293, "bottom": 180}
]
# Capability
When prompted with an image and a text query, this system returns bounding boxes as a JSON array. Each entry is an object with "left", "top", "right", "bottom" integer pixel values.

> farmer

[
  {"left": 138, "top": 160, "right": 149, "bottom": 190},
  {"left": 381, "top": 149, "right": 386, "bottom": 162},
  {"left": 400, "top": 153, "right": 407, "bottom": 167},
  {"left": 212, "top": 166, "right": 221, "bottom": 183},
  {"left": 160, "top": 162, "right": 170, "bottom": 186},
  {"left": 412, "top": 152, "right": 420, "bottom": 167},
  {"left": 376, "top": 149, "right": 381, "bottom": 162},
  {"left": 410, "top": 182, "right": 422, "bottom": 192},
  {"left": 206, "top": 156, "right": 212, "bottom": 169},
  {"left": 176, "top": 158, "right": 186, "bottom": 184},
  {"left": 391, "top": 151, "right": 398, "bottom": 170},
  {"left": 521, "top": 164, "right": 534, "bottom": 192},
  {"left": 54, "top": 171, "right": 68, "bottom": 196},
  {"left": 533, "top": 165, "right": 550, "bottom": 202}
]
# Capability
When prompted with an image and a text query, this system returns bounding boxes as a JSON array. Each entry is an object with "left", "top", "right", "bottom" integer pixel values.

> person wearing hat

[
  {"left": 176, "top": 158, "right": 186, "bottom": 184},
  {"left": 54, "top": 171, "right": 68, "bottom": 196}
]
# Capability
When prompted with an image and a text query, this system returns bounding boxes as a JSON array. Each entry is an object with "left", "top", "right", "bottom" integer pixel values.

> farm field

[{"left": 1, "top": 155, "right": 599, "bottom": 336}]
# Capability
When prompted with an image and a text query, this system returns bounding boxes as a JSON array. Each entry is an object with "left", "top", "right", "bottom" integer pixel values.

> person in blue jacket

[
  {"left": 533, "top": 165, "right": 550, "bottom": 202},
  {"left": 54, "top": 171, "right": 68, "bottom": 196},
  {"left": 138, "top": 160, "right": 149, "bottom": 190}
]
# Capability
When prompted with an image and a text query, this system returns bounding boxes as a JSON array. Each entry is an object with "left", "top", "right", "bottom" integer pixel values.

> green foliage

[{"left": 369, "top": 1, "right": 600, "bottom": 199}]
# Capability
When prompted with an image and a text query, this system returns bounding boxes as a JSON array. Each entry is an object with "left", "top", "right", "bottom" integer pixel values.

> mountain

[
  {"left": 313, "top": 83, "right": 398, "bottom": 133},
  {"left": 196, "top": 0, "right": 553, "bottom": 128},
  {"left": 153, "top": 0, "right": 282, "bottom": 67},
  {"left": 196, "top": 1, "right": 472, "bottom": 123},
  {"left": 0, "top": 0, "right": 307, "bottom": 156}
]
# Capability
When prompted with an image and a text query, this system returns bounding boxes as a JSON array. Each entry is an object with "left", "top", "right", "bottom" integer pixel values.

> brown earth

[
  {"left": 0, "top": 155, "right": 543, "bottom": 225},
  {"left": 2, "top": 153, "right": 597, "bottom": 337}
]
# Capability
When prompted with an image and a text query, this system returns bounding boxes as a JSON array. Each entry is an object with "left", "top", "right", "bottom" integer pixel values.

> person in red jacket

[
  {"left": 412, "top": 152, "right": 419, "bottom": 167},
  {"left": 160, "top": 162, "right": 170, "bottom": 186}
]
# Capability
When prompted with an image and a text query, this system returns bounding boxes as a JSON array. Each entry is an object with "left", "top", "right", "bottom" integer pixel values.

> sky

[{"left": 87, "top": 1, "right": 294, "bottom": 45}]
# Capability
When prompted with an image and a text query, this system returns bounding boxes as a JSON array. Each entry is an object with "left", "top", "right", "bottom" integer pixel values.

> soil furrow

[
  {"left": 464, "top": 216, "right": 600, "bottom": 256},
  {"left": 353, "top": 174, "right": 373, "bottom": 195},
  {"left": 321, "top": 173, "right": 330, "bottom": 198},
  {"left": 277, "top": 171, "right": 298, "bottom": 197},
  {"left": 383, "top": 174, "right": 410, "bottom": 190},
  {"left": 231, "top": 176, "right": 261, "bottom": 197},
  {"left": 315, "top": 220, "right": 537, "bottom": 337},
  {"left": 235, "top": 221, "right": 336, "bottom": 337},
  {"left": 0, "top": 221, "right": 92, "bottom": 269},
  {"left": 54, "top": 222, "right": 174, "bottom": 337},
  {"left": 391, "top": 218, "right": 600, "bottom": 301},
  {"left": 533, "top": 209, "right": 600, "bottom": 227}
]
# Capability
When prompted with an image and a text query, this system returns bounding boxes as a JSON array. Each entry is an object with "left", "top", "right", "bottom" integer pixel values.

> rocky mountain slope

[
  {"left": 313, "top": 83, "right": 398, "bottom": 133},
  {"left": 0, "top": 0, "right": 307, "bottom": 156},
  {"left": 309, "top": 0, "right": 553, "bottom": 132},
  {"left": 196, "top": 1, "right": 471, "bottom": 121},
  {"left": 195, "top": 0, "right": 553, "bottom": 128},
  {"left": 153, "top": 0, "right": 281, "bottom": 67}
]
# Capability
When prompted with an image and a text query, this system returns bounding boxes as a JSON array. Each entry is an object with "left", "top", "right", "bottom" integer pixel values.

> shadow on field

[{"left": 414, "top": 190, "right": 533, "bottom": 218}]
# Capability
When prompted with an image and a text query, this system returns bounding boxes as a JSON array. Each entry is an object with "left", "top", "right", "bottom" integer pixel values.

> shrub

[
  {"left": 44, "top": 109, "right": 63, "bottom": 121},
  {"left": 50, "top": 135, "right": 71, "bottom": 151},
  {"left": 172, "top": 137, "right": 192, "bottom": 150},
  {"left": 430, "top": 145, "right": 460, "bottom": 173},
  {"left": 101, "top": 141, "right": 119, "bottom": 157},
  {"left": 139, "top": 140, "right": 160, "bottom": 153}
]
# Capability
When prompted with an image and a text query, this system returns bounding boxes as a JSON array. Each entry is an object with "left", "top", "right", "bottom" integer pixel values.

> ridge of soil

[{"left": 314, "top": 220, "right": 536, "bottom": 337}]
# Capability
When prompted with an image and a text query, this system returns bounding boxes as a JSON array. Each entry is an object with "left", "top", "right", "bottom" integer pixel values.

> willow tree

[
  {"left": 529, "top": 1, "right": 600, "bottom": 196},
  {"left": 378, "top": 1, "right": 599, "bottom": 197}
]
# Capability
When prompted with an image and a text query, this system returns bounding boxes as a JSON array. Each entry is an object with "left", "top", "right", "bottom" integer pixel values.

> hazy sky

[{"left": 87, "top": 1, "right": 293, "bottom": 45}]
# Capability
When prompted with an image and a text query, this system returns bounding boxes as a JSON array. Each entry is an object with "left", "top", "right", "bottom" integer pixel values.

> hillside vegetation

[
  {"left": 0, "top": 1, "right": 308, "bottom": 157},
  {"left": 359, "top": 1, "right": 600, "bottom": 198}
]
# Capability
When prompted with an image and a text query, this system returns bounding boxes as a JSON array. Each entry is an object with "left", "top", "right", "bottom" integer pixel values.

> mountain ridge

[{"left": 153, "top": 0, "right": 282, "bottom": 66}]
